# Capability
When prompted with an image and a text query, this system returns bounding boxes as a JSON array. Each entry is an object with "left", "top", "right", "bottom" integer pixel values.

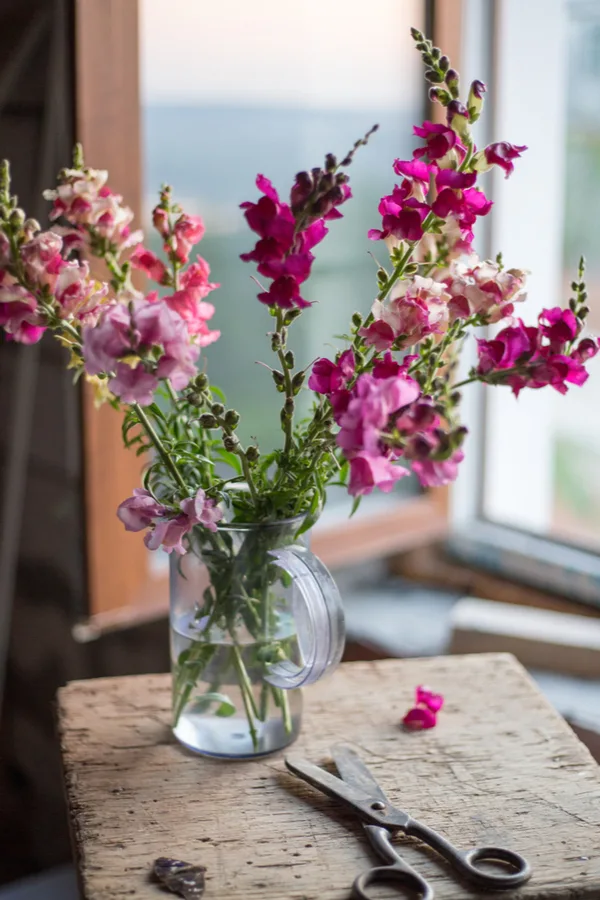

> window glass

[
  {"left": 472, "top": 0, "right": 600, "bottom": 552},
  {"left": 552, "top": 0, "right": 600, "bottom": 549},
  {"left": 140, "top": 0, "right": 426, "bottom": 510}
]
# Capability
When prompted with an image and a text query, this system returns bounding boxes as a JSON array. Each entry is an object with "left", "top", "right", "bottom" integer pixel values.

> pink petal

[
  {"left": 416, "top": 685, "right": 444, "bottom": 712},
  {"left": 402, "top": 707, "right": 437, "bottom": 730}
]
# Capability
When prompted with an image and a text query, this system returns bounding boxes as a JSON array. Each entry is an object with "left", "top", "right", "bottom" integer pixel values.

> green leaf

[
  {"left": 350, "top": 495, "right": 362, "bottom": 518},
  {"left": 210, "top": 385, "right": 227, "bottom": 403},
  {"left": 214, "top": 447, "right": 243, "bottom": 476},
  {"left": 194, "top": 692, "right": 236, "bottom": 717}
]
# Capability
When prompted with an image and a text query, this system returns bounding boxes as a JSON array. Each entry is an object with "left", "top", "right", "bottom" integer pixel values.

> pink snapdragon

[
  {"left": 20, "top": 231, "right": 65, "bottom": 289},
  {"left": 411, "top": 450, "right": 465, "bottom": 487},
  {"left": 348, "top": 453, "right": 409, "bottom": 496},
  {"left": 117, "top": 487, "right": 222, "bottom": 554},
  {"left": 83, "top": 297, "right": 199, "bottom": 404},
  {"left": 360, "top": 276, "right": 450, "bottom": 351},
  {"left": 43, "top": 166, "right": 142, "bottom": 254},
  {"left": 337, "top": 372, "right": 420, "bottom": 495},
  {"left": 54, "top": 260, "right": 108, "bottom": 325},
  {"left": 0, "top": 285, "right": 45, "bottom": 344},
  {"left": 130, "top": 245, "right": 169, "bottom": 284},
  {"left": 170, "top": 214, "right": 205, "bottom": 265},
  {"left": 337, "top": 372, "right": 420, "bottom": 458},
  {"left": 445, "top": 259, "right": 528, "bottom": 323}
]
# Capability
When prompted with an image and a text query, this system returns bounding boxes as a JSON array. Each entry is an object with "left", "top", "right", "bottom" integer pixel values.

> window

[
  {"left": 77, "top": 0, "right": 456, "bottom": 623},
  {"left": 452, "top": 0, "right": 600, "bottom": 607}
]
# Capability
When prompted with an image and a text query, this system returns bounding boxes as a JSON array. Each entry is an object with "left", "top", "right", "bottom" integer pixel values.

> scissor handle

[
  {"left": 405, "top": 818, "right": 532, "bottom": 890},
  {"left": 353, "top": 826, "right": 433, "bottom": 900}
]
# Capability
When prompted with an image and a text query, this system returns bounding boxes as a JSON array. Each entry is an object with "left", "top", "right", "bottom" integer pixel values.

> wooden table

[{"left": 57, "top": 653, "right": 600, "bottom": 899}]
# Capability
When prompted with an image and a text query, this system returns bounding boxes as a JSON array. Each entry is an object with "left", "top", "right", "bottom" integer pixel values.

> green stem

[
  {"left": 231, "top": 644, "right": 260, "bottom": 747},
  {"left": 377, "top": 213, "right": 435, "bottom": 303},
  {"left": 275, "top": 310, "right": 295, "bottom": 455},
  {"left": 451, "top": 375, "right": 479, "bottom": 390},
  {"left": 133, "top": 402, "right": 189, "bottom": 494}
]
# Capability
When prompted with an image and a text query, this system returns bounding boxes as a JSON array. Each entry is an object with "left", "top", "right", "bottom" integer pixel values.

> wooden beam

[{"left": 74, "top": 0, "right": 147, "bottom": 615}]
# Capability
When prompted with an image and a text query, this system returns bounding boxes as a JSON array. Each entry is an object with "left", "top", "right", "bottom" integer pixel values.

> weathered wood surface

[{"left": 57, "top": 654, "right": 600, "bottom": 899}]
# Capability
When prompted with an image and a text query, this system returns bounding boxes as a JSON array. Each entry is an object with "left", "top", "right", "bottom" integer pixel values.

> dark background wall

[{"left": 0, "top": 1, "right": 170, "bottom": 883}]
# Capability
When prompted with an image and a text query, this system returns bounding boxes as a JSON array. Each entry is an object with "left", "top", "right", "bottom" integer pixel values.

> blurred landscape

[{"left": 143, "top": 103, "right": 423, "bottom": 508}]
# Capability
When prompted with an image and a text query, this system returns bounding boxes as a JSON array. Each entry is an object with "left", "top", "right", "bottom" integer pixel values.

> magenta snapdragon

[
  {"left": 476, "top": 306, "right": 598, "bottom": 395},
  {"left": 240, "top": 171, "right": 351, "bottom": 309}
]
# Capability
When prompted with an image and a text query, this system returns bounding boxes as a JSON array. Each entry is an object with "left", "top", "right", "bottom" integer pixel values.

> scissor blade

[
  {"left": 331, "top": 744, "right": 390, "bottom": 804},
  {"left": 285, "top": 756, "right": 375, "bottom": 815}
]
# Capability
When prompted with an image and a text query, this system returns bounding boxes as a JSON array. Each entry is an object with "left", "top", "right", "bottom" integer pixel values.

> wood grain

[
  {"left": 74, "top": 0, "right": 148, "bottom": 617},
  {"left": 57, "top": 654, "right": 600, "bottom": 899}
]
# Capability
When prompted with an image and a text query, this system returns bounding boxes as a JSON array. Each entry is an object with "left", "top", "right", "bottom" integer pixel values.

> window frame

[
  {"left": 75, "top": 0, "right": 457, "bottom": 626},
  {"left": 450, "top": 0, "right": 600, "bottom": 609}
]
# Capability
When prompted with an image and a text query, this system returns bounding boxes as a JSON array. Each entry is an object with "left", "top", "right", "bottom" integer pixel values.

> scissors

[{"left": 285, "top": 744, "right": 531, "bottom": 899}]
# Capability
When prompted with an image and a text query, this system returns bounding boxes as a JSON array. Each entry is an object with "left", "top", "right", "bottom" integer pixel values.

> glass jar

[{"left": 169, "top": 517, "right": 345, "bottom": 758}]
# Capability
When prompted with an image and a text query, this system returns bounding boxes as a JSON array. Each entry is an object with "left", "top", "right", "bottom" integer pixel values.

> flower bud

[
  {"left": 9, "top": 207, "right": 25, "bottom": 227},
  {"left": 290, "top": 171, "right": 313, "bottom": 212},
  {"left": 284, "top": 397, "right": 295, "bottom": 414},
  {"left": 424, "top": 68, "right": 444, "bottom": 84},
  {"left": 23, "top": 218, "right": 40, "bottom": 238},
  {"left": 445, "top": 69, "right": 460, "bottom": 98},
  {"left": 245, "top": 445, "right": 259, "bottom": 462},
  {"left": 452, "top": 426, "right": 469, "bottom": 448},
  {"left": 224, "top": 409, "right": 240, "bottom": 428},
  {"left": 438, "top": 55, "right": 450, "bottom": 73},
  {"left": 352, "top": 311, "right": 363, "bottom": 328},
  {"left": 573, "top": 337, "right": 598, "bottom": 362},
  {"left": 467, "top": 79, "right": 487, "bottom": 122},
  {"left": 187, "top": 392, "right": 202, "bottom": 407},
  {"left": 325, "top": 153, "right": 337, "bottom": 172},
  {"left": 579, "top": 305, "right": 590, "bottom": 319},
  {"left": 152, "top": 206, "right": 170, "bottom": 238},
  {"left": 271, "top": 332, "right": 282, "bottom": 351},
  {"left": 199, "top": 413, "right": 217, "bottom": 428},
  {"left": 446, "top": 100, "right": 470, "bottom": 138},
  {"left": 211, "top": 402, "right": 225, "bottom": 416},
  {"left": 411, "top": 26, "right": 424, "bottom": 41},
  {"left": 272, "top": 370, "right": 285, "bottom": 387},
  {"left": 282, "top": 307, "right": 302, "bottom": 326},
  {"left": 194, "top": 372, "right": 209, "bottom": 390},
  {"left": 284, "top": 350, "right": 295, "bottom": 369},
  {"left": 223, "top": 434, "right": 240, "bottom": 452},
  {"left": 291, "top": 371, "right": 305, "bottom": 395},
  {"left": 318, "top": 172, "right": 335, "bottom": 192}
]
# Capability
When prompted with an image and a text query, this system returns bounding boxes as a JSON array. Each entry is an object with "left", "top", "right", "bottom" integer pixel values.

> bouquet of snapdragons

[{"left": 0, "top": 30, "right": 595, "bottom": 743}]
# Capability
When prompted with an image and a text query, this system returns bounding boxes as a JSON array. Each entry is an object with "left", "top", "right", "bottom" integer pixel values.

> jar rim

[{"left": 216, "top": 513, "right": 308, "bottom": 532}]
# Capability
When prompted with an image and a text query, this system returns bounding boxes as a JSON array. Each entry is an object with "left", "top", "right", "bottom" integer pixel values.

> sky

[{"left": 140, "top": 0, "right": 425, "bottom": 108}]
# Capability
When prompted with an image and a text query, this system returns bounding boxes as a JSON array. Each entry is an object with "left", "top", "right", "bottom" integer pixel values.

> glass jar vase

[{"left": 169, "top": 517, "right": 345, "bottom": 758}]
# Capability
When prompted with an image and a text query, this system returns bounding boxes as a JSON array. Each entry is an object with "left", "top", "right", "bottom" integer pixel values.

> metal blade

[
  {"left": 285, "top": 755, "right": 410, "bottom": 832},
  {"left": 285, "top": 756, "right": 375, "bottom": 814},
  {"left": 331, "top": 743, "right": 390, "bottom": 804}
]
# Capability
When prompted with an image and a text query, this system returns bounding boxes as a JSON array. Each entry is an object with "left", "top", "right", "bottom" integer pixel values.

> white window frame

[{"left": 450, "top": 0, "right": 600, "bottom": 608}]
